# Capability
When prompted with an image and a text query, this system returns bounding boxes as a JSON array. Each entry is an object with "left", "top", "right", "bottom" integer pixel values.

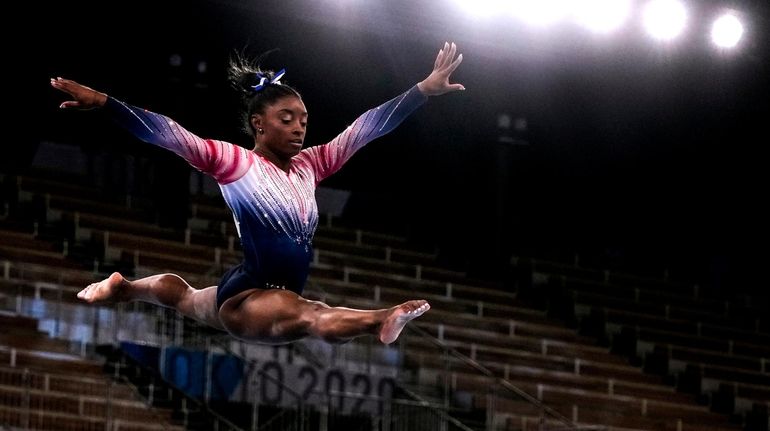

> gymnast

[{"left": 50, "top": 42, "right": 465, "bottom": 345}]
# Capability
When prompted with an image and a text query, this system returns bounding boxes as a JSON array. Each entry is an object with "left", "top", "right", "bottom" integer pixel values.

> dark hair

[{"left": 228, "top": 51, "right": 302, "bottom": 137}]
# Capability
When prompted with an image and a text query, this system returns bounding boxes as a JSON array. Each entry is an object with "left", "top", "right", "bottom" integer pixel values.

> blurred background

[{"left": 2, "top": 2, "right": 769, "bottom": 429}]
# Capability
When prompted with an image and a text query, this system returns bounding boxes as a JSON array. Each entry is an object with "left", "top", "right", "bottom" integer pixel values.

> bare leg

[
  {"left": 219, "top": 289, "right": 429, "bottom": 345},
  {"left": 78, "top": 272, "right": 223, "bottom": 330}
]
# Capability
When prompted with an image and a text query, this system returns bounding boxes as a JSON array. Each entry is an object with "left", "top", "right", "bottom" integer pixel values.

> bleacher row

[
  {"left": 527, "top": 259, "right": 769, "bottom": 426},
  {"left": 0, "top": 312, "right": 182, "bottom": 431},
  {"left": 0, "top": 170, "right": 767, "bottom": 431}
]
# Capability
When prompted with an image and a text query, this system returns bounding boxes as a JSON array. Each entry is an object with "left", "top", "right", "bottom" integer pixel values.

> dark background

[{"left": 19, "top": 0, "right": 770, "bottom": 293}]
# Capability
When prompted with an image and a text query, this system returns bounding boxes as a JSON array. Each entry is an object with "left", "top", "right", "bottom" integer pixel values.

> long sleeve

[
  {"left": 297, "top": 85, "right": 427, "bottom": 184},
  {"left": 103, "top": 97, "right": 252, "bottom": 184}
]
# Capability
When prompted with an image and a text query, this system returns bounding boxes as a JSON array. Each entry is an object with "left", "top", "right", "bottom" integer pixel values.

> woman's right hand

[{"left": 50, "top": 77, "right": 108, "bottom": 110}]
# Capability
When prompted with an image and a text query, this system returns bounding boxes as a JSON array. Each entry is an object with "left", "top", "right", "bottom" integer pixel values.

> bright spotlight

[
  {"left": 712, "top": 14, "right": 744, "bottom": 48},
  {"left": 508, "top": 0, "right": 572, "bottom": 26},
  {"left": 643, "top": 0, "right": 687, "bottom": 40},
  {"left": 574, "top": 0, "right": 632, "bottom": 33}
]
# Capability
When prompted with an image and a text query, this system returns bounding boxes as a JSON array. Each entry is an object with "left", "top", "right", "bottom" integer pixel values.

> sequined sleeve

[
  {"left": 298, "top": 85, "right": 427, "bottom": 184},
  {"left": 103, "top": 97, "right": 251, "bottom": 184}
]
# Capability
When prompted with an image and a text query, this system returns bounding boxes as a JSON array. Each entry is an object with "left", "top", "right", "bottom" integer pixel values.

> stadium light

[
  {"left": 643, "top": 0, "right": 688, "bottom": 40},
  {"left": 711, "top": 13, "right": 744, "bottom": 48}
]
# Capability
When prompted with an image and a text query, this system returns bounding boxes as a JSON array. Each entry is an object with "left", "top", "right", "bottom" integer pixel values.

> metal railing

[
  {"left": 298, "top": 279, "right": 592, "bottom": 431},
  {"left": 401, "top": 324, "right": 592, "bottom": 431},
  {"left": 170, "top": 314, "right": 473, "bottom": 431},
  {"left": 2, "top": 259, "right": 597, "bottom": 431}
]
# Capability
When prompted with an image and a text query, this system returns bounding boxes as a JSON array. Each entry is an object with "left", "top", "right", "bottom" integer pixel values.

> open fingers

[
  {"left": 438, "top": 42, "right": 450, "bottom": 68},
  {"left": 434, "top": 48, "right": 444, "bottom": 70},
  {"left": 441, "top": 42, "right": 456, "bottom": 69},
  {"left": 446, "top": 52, "right": 463, "bottom": 75},
  {"left": 436, "top": 43, "right": 461, "bottom": 75}
]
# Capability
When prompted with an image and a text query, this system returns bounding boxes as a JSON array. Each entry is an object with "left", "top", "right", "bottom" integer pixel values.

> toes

[
  {"left": 78, "top": 285, "right": 93, "bottom": 300},
  {"left": 406, "top": 302, "right": 430, "bottom": 315},
  {"left": 81, "top": 283, "right": 99, "bottom": 300}
]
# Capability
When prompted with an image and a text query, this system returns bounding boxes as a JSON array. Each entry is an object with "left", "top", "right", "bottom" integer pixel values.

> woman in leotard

[{"left": 50, "top": 42, "right": 464, "bottom": 345}]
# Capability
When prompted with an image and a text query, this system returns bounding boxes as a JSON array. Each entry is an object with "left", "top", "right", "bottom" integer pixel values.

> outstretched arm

[
  {"left": 50, "top": 77, "right": 250, "bottom": 184},
  {"left": 301, "top": 42, "right": 465, "bottom": 183}
]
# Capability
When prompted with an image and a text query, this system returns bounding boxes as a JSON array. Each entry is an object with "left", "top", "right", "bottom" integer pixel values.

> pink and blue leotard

[{"left": 103, "top": 86, "right": 427, "bottom": 306}]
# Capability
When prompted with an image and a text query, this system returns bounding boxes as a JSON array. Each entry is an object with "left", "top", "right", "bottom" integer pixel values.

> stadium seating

[{"left": 1, "top": 167, "right": 766, "bottom": 431}]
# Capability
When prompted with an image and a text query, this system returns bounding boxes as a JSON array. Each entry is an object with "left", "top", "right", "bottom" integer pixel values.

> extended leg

[
  {"left": 219, "top": 289, "right": 429, "bottom": 344},
  {"left": 78, "top": 272, "right": 224, "bottom": 330}
]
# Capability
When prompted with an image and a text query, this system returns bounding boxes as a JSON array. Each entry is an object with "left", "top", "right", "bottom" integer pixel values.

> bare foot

[
  {"left": 379, "top": 300, "right": 430, "bottom": 344},
  {"left": 77, "top": 272, "right": 130, "bottom": 304}
]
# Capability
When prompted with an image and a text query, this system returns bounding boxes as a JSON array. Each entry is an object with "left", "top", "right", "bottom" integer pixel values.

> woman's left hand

[{"left": 417, "top": 42, "right": 465, "bottom": 96}]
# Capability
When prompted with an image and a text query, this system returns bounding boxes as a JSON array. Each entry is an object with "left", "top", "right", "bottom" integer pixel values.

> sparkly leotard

[{"left": 103, "top": 86, "right": 427, "bottom": 307}]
